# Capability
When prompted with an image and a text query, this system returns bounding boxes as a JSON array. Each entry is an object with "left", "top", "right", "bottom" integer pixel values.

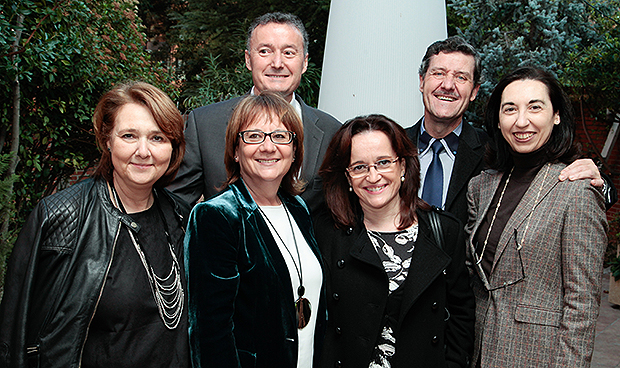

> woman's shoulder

[{"left": 38, "top": 178, "right": 97, "bottom": 215}]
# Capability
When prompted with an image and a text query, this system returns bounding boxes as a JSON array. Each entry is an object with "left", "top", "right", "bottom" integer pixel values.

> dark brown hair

[
  {"left": 483, "top": 66, "right": 580, "bottom": 171},
  {"left": 92, "top": 81, "right": 185, "bottom": 188},
  {"left": 419, "top": 36, "right": 482, "bottom": 86},
  {"left": 223, "top": 91, "right": 305, "bottom": 196},
  {"left": 319, "top": 114, "right": 430, "bottom": 229}
]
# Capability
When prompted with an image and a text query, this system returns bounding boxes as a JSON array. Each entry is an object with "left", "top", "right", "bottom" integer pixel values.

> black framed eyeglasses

[
  {"left": 238, "top": 130, "right": 295, "bottom": 145},
  {"left": 346, "top": 157, "right": 400, "bottom": 178}
]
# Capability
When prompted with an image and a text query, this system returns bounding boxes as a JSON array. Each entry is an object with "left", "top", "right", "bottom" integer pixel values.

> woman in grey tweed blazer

[{"left": 465, "top": 66, "right": 607, "bottom": 367}]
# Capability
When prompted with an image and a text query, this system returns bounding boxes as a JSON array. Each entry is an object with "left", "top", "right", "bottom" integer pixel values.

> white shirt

[
  {"left": 250, "top": 86, "right": 303, "bottom": 120},
  {"left": 259, "top": 204, "right": 322, "bottom": 368}
]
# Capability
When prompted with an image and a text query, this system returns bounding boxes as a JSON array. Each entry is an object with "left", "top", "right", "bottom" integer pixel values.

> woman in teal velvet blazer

[{"left": 184, "top": 92, "right": 326, "bottom": 368}]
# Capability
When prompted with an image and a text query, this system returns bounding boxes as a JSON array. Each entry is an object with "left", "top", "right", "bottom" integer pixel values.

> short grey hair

[{"left": 246, "top": 12, "right": 309, "bottom": 56}]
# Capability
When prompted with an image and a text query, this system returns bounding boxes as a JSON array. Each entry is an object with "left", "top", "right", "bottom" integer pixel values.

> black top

[
  {"left": 81, "top": 196, "right": 189, "bottom": 367},
  {"left": 475, "top": 148, "right": 547, "bottom": 276}
]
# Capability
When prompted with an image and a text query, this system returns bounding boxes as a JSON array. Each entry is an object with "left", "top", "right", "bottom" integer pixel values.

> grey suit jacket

[
  {"left": 405, "top": 118, "right": 488, "bottom": 226},
  {"left": 465, "top": 163, "right": 607, "bottom": 367},
  {"left": 168, "top": 94, "right": 341, "bottom": 209}
]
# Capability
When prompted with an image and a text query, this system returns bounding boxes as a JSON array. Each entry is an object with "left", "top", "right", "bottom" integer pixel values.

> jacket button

[
  {"left": 335, "top": 361, "right": 342, "bottom": 368},
  {"left": 431, "top": 335, "right": 439, "bottom": 344},
  {"left": 332, "top": 293, "right": 340, "bottom": 301},
  {"left": 337, "top": 259, "right": 345, "bottom": 268},
  {"left": 346, "top": 227, "right": 353, "bottom": 235},
  {"left": 335, "top": 326, "right": 342, "bottom": 335},
  {"left": 432, "top": 302, "right": 438, "bottom": 310}
]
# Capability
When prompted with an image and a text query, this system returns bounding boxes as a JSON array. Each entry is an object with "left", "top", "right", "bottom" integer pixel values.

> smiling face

[
  {"left": 245, "top": 22, "right": 308, "bottom": 102},
  {"left": 107, "top": 103, "right": 172, "bottom": 193},
  {"left": 419, "top": 51, "right": 479, "bottom": 136},
  {"left": 348, "top": 131, "right": 405, "bottom": 216},
  {"left": 236, "top": 114, "right": 295, "bottom": 192},
  {"left": 499, "top": 79, "right": 559, "bottom": 154}
]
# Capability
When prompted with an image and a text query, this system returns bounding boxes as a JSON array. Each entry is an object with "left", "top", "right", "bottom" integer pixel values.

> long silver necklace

[
  {"left": 257, "top": 202, "right": 312, "bottom": 329},
  {"left": 475, "top": 163, "right": 551, "bottom": 263},
  {"left": 476, "top": 167, "right": 513, "bottom": 265},
  {"left": 110, "top": 184, "right": 184, "bottom": 330}
]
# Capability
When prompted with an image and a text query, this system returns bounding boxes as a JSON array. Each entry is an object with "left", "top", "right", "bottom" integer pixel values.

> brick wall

[
  {"left": 574, "top": 109, "right": 620, "bottom": 221},
  {"left": 68, "top": 167, "right": 96, "bottom": 186}
]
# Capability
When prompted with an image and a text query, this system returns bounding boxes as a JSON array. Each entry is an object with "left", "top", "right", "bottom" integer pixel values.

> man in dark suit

[
  {"left": 406, "top": 36, "right": 611, "bottom": 225},
  {"left": 169, "top": 12, "right": 341, "bottom": 208}
]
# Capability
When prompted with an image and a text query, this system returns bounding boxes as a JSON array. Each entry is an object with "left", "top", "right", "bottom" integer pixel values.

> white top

[{"left": 259, "top": 204, "right": 322, "bottom": 368}]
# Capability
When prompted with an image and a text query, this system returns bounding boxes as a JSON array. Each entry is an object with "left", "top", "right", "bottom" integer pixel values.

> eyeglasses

[
  {"left": 238, "top": 130, "right": 295, "bottom": 145},
  {"left": 427, "top": 70, "right": 472, "bottom": 85},
  {"left": 346, "top": 157, "right": 400, "bottom": 178}
]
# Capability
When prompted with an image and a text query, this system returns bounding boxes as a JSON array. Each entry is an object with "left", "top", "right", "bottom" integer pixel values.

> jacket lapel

[
  {"left": 348, "top": 227, "right": 385, "bottom": 271},
  {"left": 399, "top": 212, "right": 451, "bottom": 321},
  {"left": 298, "top": 98, "right": 324, "bottom": 183},
  {"left": 406, "top": 119, "right": 485, "bottom": 212},
  {"left": 467, "top": 171, "right": 503, "bottom": 289},
  {"left": 490, "top": 163, "right": 560, "bottom": 274},
  {"left": 445, "top": 122, "right": 485, "bottom": 211},
  {"left": 232, "top": 181, "right": 295, "bottom": 299}
]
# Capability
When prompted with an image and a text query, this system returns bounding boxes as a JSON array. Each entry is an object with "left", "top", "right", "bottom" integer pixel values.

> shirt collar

[{"left": 250, "top": 87, "right": 302, "bottom": 119}]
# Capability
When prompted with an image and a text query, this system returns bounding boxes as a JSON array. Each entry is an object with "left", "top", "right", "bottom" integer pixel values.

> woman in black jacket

[
  {"left": 314, "top": 115, "right": 475, "bottom": 368},
  {"left": 0, "top": 82, "right": 190, "bottom": 368}
]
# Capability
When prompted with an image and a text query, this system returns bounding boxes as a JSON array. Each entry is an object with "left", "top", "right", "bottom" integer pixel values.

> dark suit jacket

[
  {"left": 313, "top": 206, "right": 475, "bottom": 368},
  {"left": 405, "top": 118, "right": 488, "bottom": 226},
  {"left": 168, "top": 94, "right": 341, "bottom": 209},
  {"left": 185, "top": 180, "right": 327, "bottom": 368},
  {"left": 465, "top": 163, "right": 607, "bottom": 366}
]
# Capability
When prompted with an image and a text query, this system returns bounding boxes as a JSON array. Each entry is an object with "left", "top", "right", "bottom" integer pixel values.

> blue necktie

[{"left": 422, "top": 139, "right": 444, "bottom": 207}]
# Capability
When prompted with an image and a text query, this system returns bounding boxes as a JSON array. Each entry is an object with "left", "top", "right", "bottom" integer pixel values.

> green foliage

[
  {"left": 448, "top": 0, "right": 610, "bottom": 124},
  {"left": 560, "top": 3, "right": 620, "bottom": 122},
  {"left": 166, "top": 0, "right": 331, "bottom": 110},
  {"left": 0, "top": 152, "right": 17, "bottom": 296},
  {"left": 181, "top": 55, "right": 252, "bottom": 110},
  {"left": 0, "top": 0, "right": 179, "bottom": 258},
  {"left": 611, "top": 257, "right": 620, "bottom": 281}
]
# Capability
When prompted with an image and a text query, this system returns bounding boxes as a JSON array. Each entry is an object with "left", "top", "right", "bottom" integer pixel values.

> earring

[
  {"left": 234, "top": 156, "right": 239, "bottom": 162},
  {"left": 349, "top": 185, "right": 353, "bottom": 192},
  {"left": 401, "top": 174, "right": 405, "bottom": 182}
]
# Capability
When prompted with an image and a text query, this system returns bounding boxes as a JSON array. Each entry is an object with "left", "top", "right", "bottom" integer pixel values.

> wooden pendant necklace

[{"left": 257, "top": 203, "right": 312, "bottom": 329}]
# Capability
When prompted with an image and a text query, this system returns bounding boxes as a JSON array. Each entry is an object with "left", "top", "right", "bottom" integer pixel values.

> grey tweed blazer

[{"left": 465, "top": 162, "right": 607, "bottom": 367}]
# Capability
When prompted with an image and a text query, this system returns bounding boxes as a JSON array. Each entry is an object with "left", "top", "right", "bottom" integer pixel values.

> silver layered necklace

[{"left": 110, "top": 184, "right": 184, "bottom": 330}]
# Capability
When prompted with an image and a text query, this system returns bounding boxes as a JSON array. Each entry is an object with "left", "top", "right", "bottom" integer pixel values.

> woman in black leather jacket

[{"left": 0, "top": 82, "right": 191, "bottom": 368}]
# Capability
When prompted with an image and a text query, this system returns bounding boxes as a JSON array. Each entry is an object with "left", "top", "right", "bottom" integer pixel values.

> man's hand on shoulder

[{"left": 558, "top": 158, "right": 604, "bottom": 187}]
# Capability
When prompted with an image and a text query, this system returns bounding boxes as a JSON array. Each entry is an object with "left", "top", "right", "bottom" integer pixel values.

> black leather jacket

[{"left": 0, "top": 177, "right": 190, "bottom": 368}]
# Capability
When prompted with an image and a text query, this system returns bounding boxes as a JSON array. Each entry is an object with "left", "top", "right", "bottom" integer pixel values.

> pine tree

[{"left": 448, "top": 0, "right": 612, "bottom": 123}]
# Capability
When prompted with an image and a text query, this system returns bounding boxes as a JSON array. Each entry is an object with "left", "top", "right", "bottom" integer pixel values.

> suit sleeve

[
  {"left": 185, "top": 202, "right": 242, "bottom": 368},
  {"left": 555, "top": 183, "right": 607, "bottom": 366},
  {"left": 168, "top": 110, "right": 205, "bottom": 206}
]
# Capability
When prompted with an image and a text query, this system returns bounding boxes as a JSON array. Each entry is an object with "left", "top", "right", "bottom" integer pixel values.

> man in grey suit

[
  {"left": 406, "top": 36, "right": 611, "bottom": 226},
  {"left": 169, "top": 12, "right": 341, "bottom": 208}
]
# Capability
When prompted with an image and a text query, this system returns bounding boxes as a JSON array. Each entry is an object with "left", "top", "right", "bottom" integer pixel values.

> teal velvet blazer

[{"left": 185, "top": 180, "right": 326, "bottom": 368}]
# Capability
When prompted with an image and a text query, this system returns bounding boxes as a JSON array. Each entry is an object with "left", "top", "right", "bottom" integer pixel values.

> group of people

[{"left": 0, "top": 11, "right": 612, "bottom": 368}]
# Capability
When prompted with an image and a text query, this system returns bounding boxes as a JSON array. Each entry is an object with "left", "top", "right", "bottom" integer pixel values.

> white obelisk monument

[{"left": 318, "top": 0, "right": 447, "bottom": 127}]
